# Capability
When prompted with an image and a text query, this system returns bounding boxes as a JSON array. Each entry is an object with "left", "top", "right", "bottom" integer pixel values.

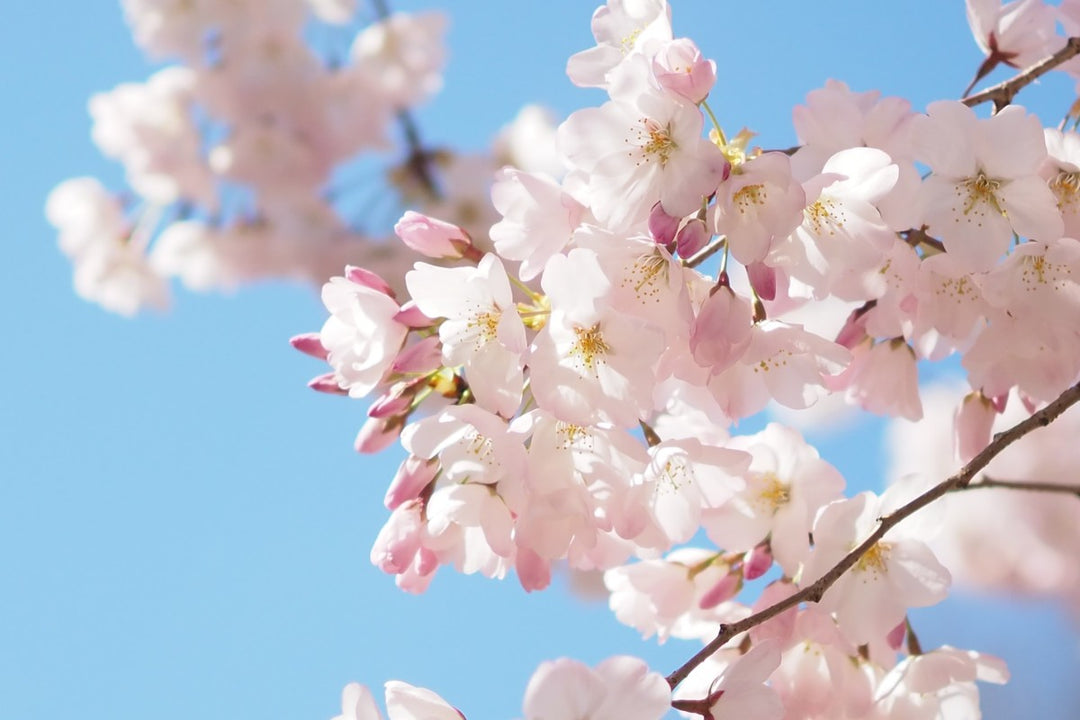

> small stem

[
  {"left": 701, "top": 99, "right": 727, "bottom": 147},
  {"left": 639, "top": 420, "right": 663, "bottom": 448},
  {"left": 684, "top": 237, "right": 726, "bottom": 269},
  {"left": 905, "top": 617, "right": 923, "bottom": 656},
  {"left": 952, "top": 476, "right": 1080, "bottom": 498}
]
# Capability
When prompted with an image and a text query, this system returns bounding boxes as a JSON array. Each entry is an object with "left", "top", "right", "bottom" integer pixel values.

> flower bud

[
  {"left": 652, "top": 38, "right": 717, "bottom": 105},
  {"left": 675, "top": 217, "right": 708, "bottom": 257},
  {"left": 394, "top": 210, "right": 473, "bottom": 259},
  {"left": 290, "top": 332, "right": 329, "bottom": 361}
]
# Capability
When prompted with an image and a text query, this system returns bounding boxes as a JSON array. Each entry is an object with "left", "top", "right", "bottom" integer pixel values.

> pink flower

[
  {"left": 652, "top": 38, "right": 716, "bottom": 104},
  {"left": 319, "top": 269, "right": 408, "bottom": 398},
  {"left": 913, "top": 101, "right": 1063, "bottom": 271},
  {"left": 522, "top": 655, "right": 671, "bottom": 720}
]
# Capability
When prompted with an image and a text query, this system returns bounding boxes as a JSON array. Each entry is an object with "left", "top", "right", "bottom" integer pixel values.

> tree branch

[
  {"left": 683, "top": 238, "right": 726, "bottom": 268},
  {"left": 953, "top": 476, "right": 1080, "bottom": 498},
  {"left": 666, "top": 379, "right": 1080, "bottom": 689},
  {"left": 962, "top": 37, "right": 1080, "bottom": 112},
  {"left": 369, "top": 0, "right": 441, "bottom": 200}
]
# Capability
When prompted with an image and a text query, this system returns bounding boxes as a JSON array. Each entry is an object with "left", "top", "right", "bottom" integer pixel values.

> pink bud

[
  {"left": 392, "top": 336, "right": 443, "bottom": 375},
  {"left": 385, "top": 455, "right": 439, "bottom": 509},
  {"left": 699, "top": 572, "right": 741, "bottom": 609},
  {"left": 956, "top": 391, "right": 996, "bottom": 463},
  {"left": 368, "top": 385, "right": 412, "bottom": 419},
  {"left": 648, "top": 201, "right": 681, "bottom": 245},
  {"left": 690, "top": 286, "right": 753, "bottom": 373},
  {"left": 745, "top": 262, "right": 777, "bottom": 301},
  {"left": 394, "top": 300, "right": 435, "bottom": 328},
  {"left": 886, "top": 620, "right": 907, "bottom": 651},
  {"left": 742, "top": 544, "right": 773, "bottom": 580},
  {"left": 652, "top": 38, "right": 717, "bottom": 105},
  {"left": 308, "top": 372, "right": 347, "bottom": 395},
  {"left": 345, "top": 265, "right": 394, "bottom": 296},
  {"left": 355, "top": 415, "right": 403, "bottom": 454},
  {"left": 834, "top": 306, "right": 871, "bottom": 350},
  {"left": 370, "top": 501, "right": 423, "bottom": 574},
  {"left": 675, "top": 217, "right": 709, "bottom": 257},
  {"left": 394, "top": 210, "right": 473, "bottom": 259},
  {"left": 290, "top": 332, "right": 329, "bottom": 361},
  {"left": 515, "top": 547, "right": 552, "bottom": 593}
]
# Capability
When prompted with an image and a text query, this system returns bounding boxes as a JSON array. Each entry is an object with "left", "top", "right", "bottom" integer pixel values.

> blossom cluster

[
  {"left": 44, "top": 0, "right": 558, "bottom": 315},
  {"left": 290, "top": 0, "right": 1080, "bottom": 716}
]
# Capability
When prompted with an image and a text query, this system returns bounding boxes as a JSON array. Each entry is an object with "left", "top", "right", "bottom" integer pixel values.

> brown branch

[
  {"left": 666, "top": 379, "right": 1080, "bottom": 689},
  {"left": 683, "top": 238, "right": 726, "bottom": 269},
  {"left": 369, "top": 0, "right": 441, "bottom": 200},
  {"left": 953, "top": 476, "right": 1080, "bottom": 498},
  {"left": 962, "top": 37, "right": 1080, "bottom": 112},
  {"left": 902, "top": 226, "right": 945, "bottom": 255}
]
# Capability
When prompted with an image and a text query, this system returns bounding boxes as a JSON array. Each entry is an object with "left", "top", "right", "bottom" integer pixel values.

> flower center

[
  {"left": 633, "top": 118, "right": 677, "bottom": 166},
  {"left": 804, "top": 197, "right": 846, "bottom": 236},
  {"left": 855, "top": 542, "right": 890, "bottom": 577},
  {"left": 753, "top": 472, "right": 790, "bottom": 513},
  {"left": 569, "top": 323, "right": 611, "bottom": 374},
  {"left": 958, "top": 171, "right": 1004, "bottom": 217},
  {"left": 1050, "top": 170, "right": 1080, "bottom": 212},
  {"left": 733, "top": 183, "right": 767, "bottom": 215}
]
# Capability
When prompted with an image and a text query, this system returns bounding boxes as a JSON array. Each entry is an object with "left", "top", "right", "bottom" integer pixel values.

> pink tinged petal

[
  {"left": 392, "top": 336, "right": 443, "bottom": 375},
  {"left": 290, "top": 332, "right": 328, "bottom": 360},
  {"left": 999, "top": 174, "right": 1065, "bottom": 241},
  {"left": 956, "top": 391, "right": 996, "bottom": 463},
  {"left": 652, "top": 38, "right": 716, "bottom": 105},
  {"left": 746, "top": 262, "right": 776, "bottom": 301},
  {"left": 743, "top": 544, "right": 773, "bottom": 580},
  {"left": 393, "top": 302, "right": 435, "bottom": 328},
  {"left": 394, "top": 210, "right": 471, "bottom": 259},
  {"left": 308, "top": 372, "right": 348, "bottom": 395},
  {"left": 345, "top": 265, "right": 395, "bottom": 297},
  {"left": 515, "top": 546, "right": 551, "bottom": 592},
  {"left": 886, "top": 539, "right": 952, "bottom": 607},
  {"left": 467, "top": 341, "right": 524, "bottom": 418},
  {"left": 920, "top": 175, "right": 1012, "bottom": 272},
  {"left": 676, "top": 217, "right": 709, "bottom": 257},
  {"left": 384, "top": 681, "right": 463, "bottom": 720},
  {"left": 385, "top": 456, "right": 438, "bottom": 509},
  {"left": 523, "top": 659, "right": 605, "bottom": 720},
  {"left": 336, "top": 682, "right": 383, "bottom": 720},
  {"left": 711, "top": 686, "right": 784, "bottom": 720},
  {"left": 699, "top": 572, "right": 740, "bottom": 609},
  {"left": 913, "top": 101, "right": 978, "bottom": 178},
  {"left": 355, "top": 416, "right": 402, "bottom": 454},
  {"left": 648, "top": 201, "right": 681, "bottom": 245},
  {"left": 977, "top": 104, "right": 1047, "bottom": 178},
  {"left": 371, "top": 502, "right": 423, "bottom": 575},
  {"left": 886, "top": 620, "right": 906, "bottom": 651},
  {"left": 593, "top": 655, "right": 672, "bottom": 720},
  {"left": 690, "top": 286, "right": 754, "bottom": 373}
]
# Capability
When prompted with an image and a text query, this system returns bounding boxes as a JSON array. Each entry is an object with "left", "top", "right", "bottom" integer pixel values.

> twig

[
  {"left": 369, "top": 0, "right": 441, "bottom": 200},
  {"left": 953, "top": 476, "right": 1080, "bottom": 498},
  {"left": 962, "top": 37, "right": 1080, "bottom": 112},
  {"left": 666, "top": 379, "right": 1080, "bottom": 689},
  {"left": 683, "top": 238, "right": 726, "bottom": 269}
]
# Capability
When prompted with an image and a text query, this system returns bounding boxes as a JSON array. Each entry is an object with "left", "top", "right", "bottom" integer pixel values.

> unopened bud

[
  {"left": 394, "top": 210, "right": 473, "bottom": 259},
  {"left": 652, "top": 38, "right": 717, "bottom": 105},
  {"left": 308, "top": 372, "right": 347, "bottom": 395},
  {"left": 345, "top": 265, "right": 394, "bottom": 296},
  {"left": 742, "top": 543, "right": 773, "bottom": 580},
  {"left": 290, "top": 332, "right": 329, "bottom": 361},
  {"left": 675, "top": 217, "right": 709, "bottom": 257}
]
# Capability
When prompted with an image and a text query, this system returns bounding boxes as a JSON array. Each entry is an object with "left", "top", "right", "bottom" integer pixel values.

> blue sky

[{"left": 2, "top": 1, "right": 1079, "bottom": 718}]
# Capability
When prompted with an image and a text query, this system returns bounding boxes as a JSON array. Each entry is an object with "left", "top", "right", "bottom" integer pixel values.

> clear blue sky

[{"left": 1, "top": 2, "right": 1078, "bottom": 718}]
